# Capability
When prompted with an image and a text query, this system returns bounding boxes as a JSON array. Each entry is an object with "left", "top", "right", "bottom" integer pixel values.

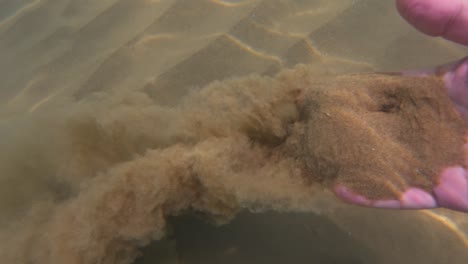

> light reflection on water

[{"left": 0, "top": 0, "right": 466, "bottom": 264}]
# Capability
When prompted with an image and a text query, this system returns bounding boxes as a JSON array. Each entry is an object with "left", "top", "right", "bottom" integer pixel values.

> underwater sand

[{"left": 0, "top": 0, "right": 467, "bottom": 264}]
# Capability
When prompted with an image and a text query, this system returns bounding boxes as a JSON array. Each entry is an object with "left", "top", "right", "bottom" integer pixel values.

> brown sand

[
  {"left": 1, "top": 1, "right": 468, "bottom": 264},
  {"left": 0, "top": 64, "right": 465, "bottom": 263},
  {"left": 301, "top": 73, "right": 466, "bottom": 199},
  {"left": 0, "top": 66, "right": 312, "bottom": 264}
]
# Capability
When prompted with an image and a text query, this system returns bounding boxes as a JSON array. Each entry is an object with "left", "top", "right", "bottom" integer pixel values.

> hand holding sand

[
  {"left": 332, "top": 1, "right": 468, "bottom": 211},
  {"left": 333, "top": 58, "right": 468, "bottom": 212}
]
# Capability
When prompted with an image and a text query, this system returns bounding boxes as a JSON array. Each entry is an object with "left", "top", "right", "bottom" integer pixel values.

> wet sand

[{"left": 0, "top": 1, "right": 467, "bottom": 264}]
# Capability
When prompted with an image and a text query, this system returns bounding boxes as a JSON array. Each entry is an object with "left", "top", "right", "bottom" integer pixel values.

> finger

[{"left": 396, "top": 0, "right": 468, "bottom": 45}]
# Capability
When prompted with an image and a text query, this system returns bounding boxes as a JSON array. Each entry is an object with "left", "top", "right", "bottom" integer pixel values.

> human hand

[
  {"left": 332, "top": 58, "right": 468, "bottom": 212},
  {"left": 331, "top": 1, "right": 468, "bottom": 212},
  {"left": 396, "top": 0, "right": 468, "bottom": 45},
  {"left": 332, "top": 57, "right": 468, "bottom": 212}
]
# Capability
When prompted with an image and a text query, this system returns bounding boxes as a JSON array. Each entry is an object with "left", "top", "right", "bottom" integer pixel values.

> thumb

[{"left": 396, "top": 0, "right": 468, "bottom": 45}]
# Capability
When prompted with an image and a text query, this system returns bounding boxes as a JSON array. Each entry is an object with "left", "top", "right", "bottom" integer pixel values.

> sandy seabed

[{"left": 0, "top": 1, "right": 467, "bottom": 264}]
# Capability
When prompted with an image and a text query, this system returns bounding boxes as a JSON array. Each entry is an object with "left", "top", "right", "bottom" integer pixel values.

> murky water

[{"left": 0, "top": 0, "right": 467, "bottom": 263}]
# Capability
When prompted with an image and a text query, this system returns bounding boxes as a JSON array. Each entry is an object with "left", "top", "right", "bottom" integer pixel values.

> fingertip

[
  {"left": 400, "top": 188, "right": 437, "bottom": 209},
  {"left": 396, "top": 0, "right": 468, "bottom": 45},
  {"left": 333, "top": 185, "right": 371, "bottom": 206},
  {"left": 396, "top": 0, "right": 459, "bottom": 36},
  {"left": 434, "top": 167, "right": 468, "bottom": 212}
]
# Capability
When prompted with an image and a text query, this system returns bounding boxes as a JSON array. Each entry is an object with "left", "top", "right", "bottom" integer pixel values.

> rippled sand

[{"left": 0, "top": 1, "right": 467, "bottom": 264}]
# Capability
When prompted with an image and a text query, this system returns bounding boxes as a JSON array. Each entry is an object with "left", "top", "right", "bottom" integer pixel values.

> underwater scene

[{"left": 0, "top": 0, "right": 467, "bottom": 263}]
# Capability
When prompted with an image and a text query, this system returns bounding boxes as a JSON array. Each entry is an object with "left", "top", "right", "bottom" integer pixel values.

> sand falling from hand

[
  {"left": 0, "top": 65, "right": 464, "bottom": 264},
  {"left": 0, "top": 65, "right": 317, "bottom": 264}
]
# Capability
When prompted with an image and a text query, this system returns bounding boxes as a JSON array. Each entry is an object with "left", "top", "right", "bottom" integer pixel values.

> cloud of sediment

[{"left": 0, "top": 66, "right": 321, "bottom": 264}]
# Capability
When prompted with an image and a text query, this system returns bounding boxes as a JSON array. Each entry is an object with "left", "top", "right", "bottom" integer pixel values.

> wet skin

[
  {"left": 396, "top": 0, "right": 468, "bottom": 45},
  {"left": 387, "top": 0, "right": 468, "bottom": 211},
  {"left": 306, "top": 58, "right": 468, "bottom": 212}
]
